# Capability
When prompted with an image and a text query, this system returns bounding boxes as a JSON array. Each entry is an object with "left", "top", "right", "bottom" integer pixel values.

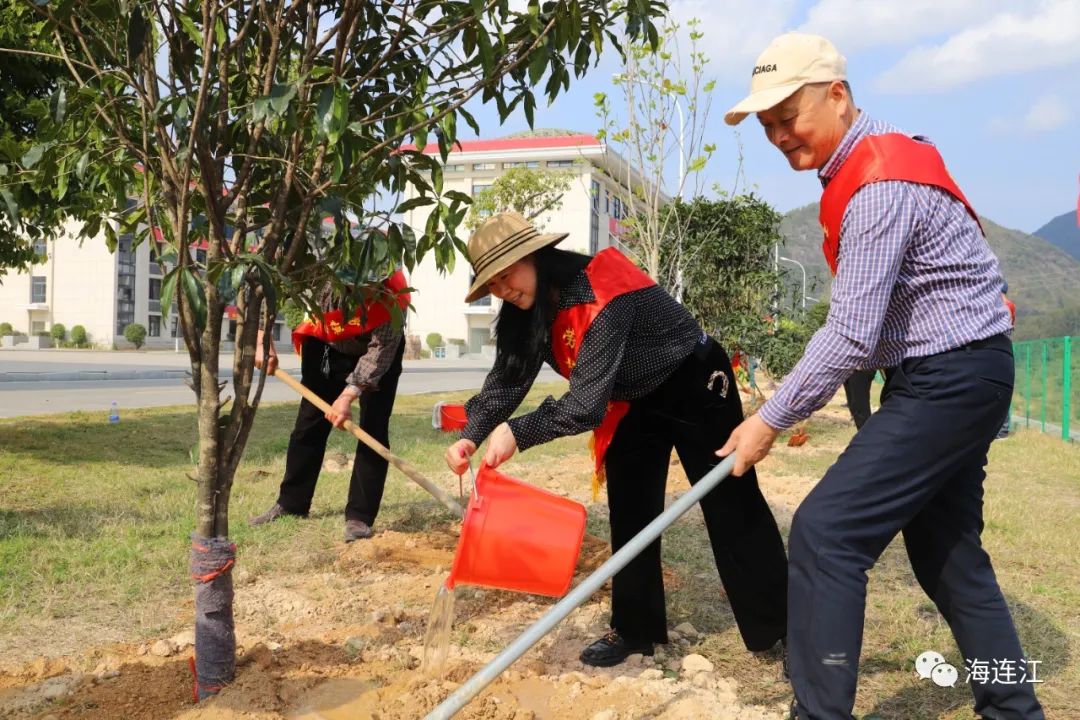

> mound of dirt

[{"left": 2, "top": 490, "right": 789, "bottom": 720}]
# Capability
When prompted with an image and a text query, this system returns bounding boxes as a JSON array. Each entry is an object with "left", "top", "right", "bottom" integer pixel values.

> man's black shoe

[{"left": 579, "top": 631, "right": 654, "bottom": 667}]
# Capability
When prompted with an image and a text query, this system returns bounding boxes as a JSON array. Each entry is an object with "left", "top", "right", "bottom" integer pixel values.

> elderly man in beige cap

[{"left": 717, "top": 33, "right": 1044, "bottom": 720}]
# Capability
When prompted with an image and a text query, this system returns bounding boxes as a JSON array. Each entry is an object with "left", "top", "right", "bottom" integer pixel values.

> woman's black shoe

[{"left": 579, "top": 631, "right": 654, "bottom": 667}]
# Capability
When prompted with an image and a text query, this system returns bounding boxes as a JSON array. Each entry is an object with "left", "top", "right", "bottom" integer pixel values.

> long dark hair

[{"left": 495, "top": 246, "right": 591, "bottom": 383}]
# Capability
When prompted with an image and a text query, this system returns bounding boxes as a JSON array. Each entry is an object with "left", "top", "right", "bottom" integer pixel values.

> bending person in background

[
  {"left": 842, "top": 368, "right": 877, "bottom": 430},
  {"left": 251, "top": 270, "right": 408, "bottom": 543},
  {"left": 443, "top": 211, "right": 788, "bottom": 669}
]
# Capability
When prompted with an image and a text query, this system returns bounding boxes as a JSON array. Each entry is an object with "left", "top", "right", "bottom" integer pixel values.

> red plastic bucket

[
  {"left": 432, "top": 401, "right": 468, "bottom": 431},
  {"left": 448, "top": 464, "right": 586, "bottom": 597}
]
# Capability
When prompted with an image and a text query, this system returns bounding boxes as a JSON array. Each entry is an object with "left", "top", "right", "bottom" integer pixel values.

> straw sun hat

[{"left": 463, "top": 211, "right": 568, "bottom": 302}]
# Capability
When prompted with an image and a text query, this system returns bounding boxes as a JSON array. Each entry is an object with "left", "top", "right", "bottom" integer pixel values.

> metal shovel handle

[{"left": 425, "top": 454, "right": 737, "bottom": 718}]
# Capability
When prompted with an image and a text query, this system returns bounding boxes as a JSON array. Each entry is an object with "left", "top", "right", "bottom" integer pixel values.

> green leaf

[
  {"left": 476, "top": 28, "right": 494, "bottom": 75},
  {"left": 22, "top": 144, "right": 46, "bottom": 168},
  {"left": 528, "top": 42, "right": 550, "bottom": 85},
  {"left": 214, "top": 16, "right": 226, "bottom": 48},
  {"left": 523, "top": 91, "right": 535, "bottom": 127},
  {"left": 251, "top": 97, "right": 271, "bottom": 124},
  {"left": 317, "top": 86, "right": 349, "bottom": 144},
  {"left": 268, "top": 82, "right": 297, "bottom": 115},
  {"left": 230, "top": 262, "right": 247, "bottom": 291},
  {"left": 159, "top": 267, "right": 180, "bottom": 317},
  {"left": 0, "top": 187, "right": 19, "bottom": 222},
  {"left": 56, "top": 158, "right": 69, "bottom": 201},
  {"left": 127, "top": 5, "right": 148, "bottom": 62},
  {"left": 75, "top": 151, "right": 90, "bottom": 179},
  {"left": 444, "top": 190, "right": 472, "bottom": 204},
  {"left": 396, "top": 196, "right": 435, "bottom": 213},
  {"left": 178, "top": 13, "right": 201, "bottom": 46},
  {"left": 51, "top": 86, "right": 67, "bottom": 124},
  {"left": 458, "top": 107, "right": 480, "bottom": 137},
  {"left": 255, "top": 264, "right": 277, "bottom": 318},
  {"left": 431, "top": 162, "right": 443, "bottom": 195},
  {"left": 180, "top": 267, "right": 208, "bottom": 331}
]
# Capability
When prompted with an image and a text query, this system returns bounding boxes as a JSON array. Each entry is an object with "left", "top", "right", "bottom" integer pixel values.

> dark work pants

[
  {"left": 842, "top": 368, "right": 877, "bottom": 430},
  {"left": 788, "top": 335, "right": 1044, "bottom": 720},
  {"left": 604, "top": 338, "right": 788, "bottom": 650},
  {"left": 276, "top": 337, "right": 404, "bottom": 524}
]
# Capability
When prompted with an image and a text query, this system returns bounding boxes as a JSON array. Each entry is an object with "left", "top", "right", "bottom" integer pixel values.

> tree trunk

[{"left": 191, "top": 285, "right": 237, "bottom": 699}]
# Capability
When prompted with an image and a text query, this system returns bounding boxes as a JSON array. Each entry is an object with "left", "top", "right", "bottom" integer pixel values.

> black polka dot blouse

[{"left": 462, "top": 268, "right": 705, "bottom": 451}]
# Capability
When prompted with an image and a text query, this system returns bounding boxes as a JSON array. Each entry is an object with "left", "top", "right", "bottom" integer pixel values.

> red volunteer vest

[
  {"left": 550, "top": 248, "right": 655, "bottom": 499},
  {"left": 819, "top": 133, "right": 983, "bottom": 275},
  {"left": 291, "top": 269, "right": 410, "bottom": 354}
]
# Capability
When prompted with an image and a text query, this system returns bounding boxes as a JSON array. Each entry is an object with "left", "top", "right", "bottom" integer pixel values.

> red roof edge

[{"left": 400, "top": 134, "right": 600, "bottom": 155}]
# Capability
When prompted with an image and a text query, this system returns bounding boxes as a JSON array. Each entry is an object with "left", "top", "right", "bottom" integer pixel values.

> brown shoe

[
  {"left": 249, "top": 503, "right": 287, "bottom": 527},
  {"left": 344, "top": 519, "right": 374, "bottom": 542}
]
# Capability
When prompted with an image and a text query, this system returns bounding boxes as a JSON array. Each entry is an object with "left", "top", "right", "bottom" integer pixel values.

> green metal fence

[{"left": 1011, "top": 336, "right": 1075, "bottom": 442}]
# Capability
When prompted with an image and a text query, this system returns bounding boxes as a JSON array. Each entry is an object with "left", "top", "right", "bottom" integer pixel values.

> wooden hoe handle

[{"left": 273, "top": 368, "right": 464, "bottom": 519}]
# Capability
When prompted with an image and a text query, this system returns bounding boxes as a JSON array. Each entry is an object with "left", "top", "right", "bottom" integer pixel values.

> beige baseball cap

[{"left": 724, "top": 33, "right": 846, "bottom": 126}]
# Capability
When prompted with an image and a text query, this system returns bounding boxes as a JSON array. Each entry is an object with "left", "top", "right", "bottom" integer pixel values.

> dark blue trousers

[{"left": 788, "top": 335, "right": 1044, "bottom": 720}]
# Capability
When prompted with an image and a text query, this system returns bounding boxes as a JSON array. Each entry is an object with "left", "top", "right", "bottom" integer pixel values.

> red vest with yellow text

[
  {"left": 819, "top": 133, "right": 983, "bottom": 275},
  {"left": 550, "top": 248, "right": 655, "bottom": 498},
  {"left": 291, "top": 269, "right": 410, "bottom": 354}
]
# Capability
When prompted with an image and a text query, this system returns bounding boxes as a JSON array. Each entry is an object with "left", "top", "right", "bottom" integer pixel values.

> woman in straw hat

[{"left": 444, "top": 211, "right": 788, "bottom": 668}]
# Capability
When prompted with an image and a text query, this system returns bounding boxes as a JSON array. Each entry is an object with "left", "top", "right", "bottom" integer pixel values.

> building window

[
  {"left": 148, "top": 315, "right": 161, "bottom": 337},
  {"left": 170, "top": 316, "right": 178, "bottom": 338},
  {"left": 33, "top": 240, "right": 47, "bottom": 259},
  {"left": 590, "top": 208, "right": 600, "bottom": 255},
  {"left": 503, "top": 161, "right": 539, "bottom": 169},
  {"left": 471, "top": 183, "right": 492, "bottom": 197},
  {"left": 547, "top": 160, "right": 575, "bottom": 168},
  {"left": 31, "top": 276, "right": 46, "bottom": 303},
  {"left": 31, "top": 321, "right": 45, "bottom": 334},
  {"left": 591, "top": 180, "right": 600, "bottom": 211},
  {"left": 443, "top": 164, "right": 466, "bottom": 172},
  {"left": 605, "top": 190, "right": 610, "bottom": 215},
  {"left": 472, "top": 162, "right": 496, "bottom": 171},
  {"left": 149, "top": 278, "right": 162, "bottom": 300},
  {"left": 469, "top": 273, "right": 491, "bottom": 306},
  {"left": 271, "top": 322, "right": 282, "bottom": 341}
]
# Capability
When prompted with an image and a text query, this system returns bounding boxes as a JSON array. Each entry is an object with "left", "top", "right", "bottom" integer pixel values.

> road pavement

[{"left": 0, "top": 348, "right": 561, "bottom": 418}]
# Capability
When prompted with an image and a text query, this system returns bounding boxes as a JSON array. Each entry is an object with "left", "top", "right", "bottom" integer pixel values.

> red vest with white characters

[
  {"left": 291, "top": 269, "right": 410, "bottom": 354},
  {"left": 818, "top": 133, "right": 983, "bottom": 275},
  {"left": 549, "top": 248, "right": 655, "bottom": 499}
]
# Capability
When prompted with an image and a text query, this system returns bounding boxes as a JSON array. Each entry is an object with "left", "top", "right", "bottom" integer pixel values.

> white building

[
  {"left": 0, "top": 222, "right": 284, "bottom": 349},
  {"left": 402, "top": 132, "right": 637, "bottom": 355}
]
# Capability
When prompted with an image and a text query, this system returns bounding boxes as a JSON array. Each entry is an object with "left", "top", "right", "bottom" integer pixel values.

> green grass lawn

[{"left": 1, "top": 386, "right": 1077, "bottom": 719}]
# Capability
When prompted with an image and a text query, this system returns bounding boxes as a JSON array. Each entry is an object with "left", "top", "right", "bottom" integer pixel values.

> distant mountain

[
  {"left": 779, "top": 203, "right": 1080, "bottom": 340},
  {"left": 1033, "top": 210, "right": 1080, "bottom": 263}
]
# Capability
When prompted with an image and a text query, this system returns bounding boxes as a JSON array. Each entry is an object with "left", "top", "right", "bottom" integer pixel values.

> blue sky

[{"left": 461, "top": 0, "right": 1080, "bottom": 233}]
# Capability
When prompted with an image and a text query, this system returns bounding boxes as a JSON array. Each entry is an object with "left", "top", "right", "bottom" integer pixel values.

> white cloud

[
  {"left": 986, "top": 94, "right": 1071, "bottom": 136},
  {"left": 1023, "top": 95, "right": 1071, "bottom": 133},
  {"left": 798, "top": 0, "right": 1011, "bottom": 53},
  {"left": 667, "top": 0, "right": 799, "bottom": 82},
  {"left": 876, "top": 0, "right": 1080, "bottom": 93}
]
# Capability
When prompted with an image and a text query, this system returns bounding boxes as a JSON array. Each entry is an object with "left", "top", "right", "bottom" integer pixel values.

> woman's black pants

[{"left": 604, "top": 338, "right": 788, "bottom": 650}]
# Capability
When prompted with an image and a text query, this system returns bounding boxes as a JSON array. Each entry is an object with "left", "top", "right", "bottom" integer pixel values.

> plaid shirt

[{"left": 758, "top": 112, "right": 1012, "bottom": 431}]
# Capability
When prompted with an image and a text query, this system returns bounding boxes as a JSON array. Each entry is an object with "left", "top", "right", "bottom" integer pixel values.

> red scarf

[
  {"left": 291, "top": 269, "right": 410, "bottom": 353},
  {"left": 819, "top": 133, "right": 982, "bottom": 275},
  {"left": 550, "top": 249, "right": 655, "bottom": 498}
]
